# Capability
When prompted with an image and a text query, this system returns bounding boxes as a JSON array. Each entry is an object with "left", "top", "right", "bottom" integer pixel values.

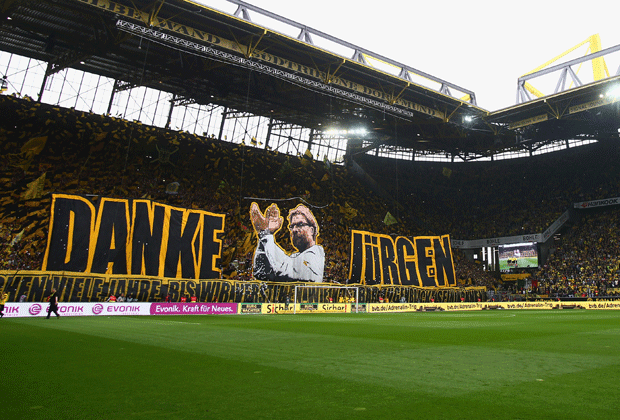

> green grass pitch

[
  {"left": 499, "top": 256, "right": 539, "bottom": 270},
  {"left": 2, "top": 310, "right": 620, "bottom": 419}
]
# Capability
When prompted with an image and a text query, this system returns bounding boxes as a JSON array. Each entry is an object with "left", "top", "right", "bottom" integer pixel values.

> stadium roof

[{"left": 1, "top": 0, "right": 619, "bottom": 159}]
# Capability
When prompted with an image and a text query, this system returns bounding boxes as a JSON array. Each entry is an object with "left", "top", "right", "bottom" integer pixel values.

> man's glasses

[{"left": 290, "top": 222, "right": 311, "bottom": 230}]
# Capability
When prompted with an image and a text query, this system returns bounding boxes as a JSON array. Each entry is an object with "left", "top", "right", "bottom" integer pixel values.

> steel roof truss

[{"left": 566, "top": 66, "right": 582, "bottom": 88}]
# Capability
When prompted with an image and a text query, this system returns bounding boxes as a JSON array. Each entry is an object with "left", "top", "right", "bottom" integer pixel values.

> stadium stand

[
  {"left": 2, "top": 0, "right": 619, "bottom": 306},
  {"left": 529, "top": 209, "right": 620, "bottom": 299},
  {"left": 0, "top": 94, "right": 425, "bottom": 283},
  {"left": 355, "top": 143, "right": 620, "bottom": 240},
  {"left": 2, "top": 93, "right": 619, "bottom": 302}
]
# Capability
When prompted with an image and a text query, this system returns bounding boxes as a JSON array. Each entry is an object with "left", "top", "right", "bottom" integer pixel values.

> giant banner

[
  {"left": 42, "top": 194, "right": 225, "bottom": 279},
  {"left": 0, "top": 271, "right": 483, "bottom": 304},
  {"left": 349, "top": 231, "right": 456, "bottom": 286}
]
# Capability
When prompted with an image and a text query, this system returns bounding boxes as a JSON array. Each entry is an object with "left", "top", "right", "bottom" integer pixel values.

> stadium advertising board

[
  {"left": 43, "top": 194, "right": 225, "bottom": 280},
  {"left": 500, "top": 301, "right": 554, "bottom": 310},
  {"left": 367, "top": 303, "right": 420, "bottom": 313},
  {"left": 366, "top": 302, "right": 484, "bottom": 313},
  {"left": 364, "top": 301, "right": 558, "bottom": 311},
  {"left": 583, "top": 301, "right": 620, "bottom": 310},
  {"left": 239, "top": 303, "right": 263, "bottom": 314},
  {"left": 4, "top": 299, "right": 620, "bottom": 317},
  {"left": 150, "top": 302, "right": 237, "bottom": 315},
  {"left": 261, "top": 302, "right": 348, "bottom": 314},
  {"left": 0, "top": 302, "right": 150, "bottom": 318},
  {"left": 0, "top": 302, "right": 237, "bottom": 318},
  {"left": 262, "top": 303, "right": 295, "bottom": 314},
  {"left": 451, "top": 233, "right": 542, "bottom": 249},
  {"left": 349, "top": 231, "right": 456, "bottom": 286},
  {"left": 500, "top": 273, "right": 531, "bottom": 282},
  {"left": 574, "top": 197, "right": 620, "bottom": 209}
]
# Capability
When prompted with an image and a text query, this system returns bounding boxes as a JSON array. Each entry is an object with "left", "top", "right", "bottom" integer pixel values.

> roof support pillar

[
  {"left": 36, "top": 61, "right": 52, "bottom": 103},
  {"left": 218, "top": 107, "right": 228, "bottom": 141}
]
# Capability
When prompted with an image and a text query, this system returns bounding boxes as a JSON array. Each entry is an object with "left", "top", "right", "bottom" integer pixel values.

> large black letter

[{"left": 44, "top": 195, "right": 94, "bottom": 272}]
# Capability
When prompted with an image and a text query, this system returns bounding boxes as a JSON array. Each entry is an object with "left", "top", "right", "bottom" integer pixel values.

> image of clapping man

[{"left": 251, "top": 202, "right": 324, "bottom": 282}]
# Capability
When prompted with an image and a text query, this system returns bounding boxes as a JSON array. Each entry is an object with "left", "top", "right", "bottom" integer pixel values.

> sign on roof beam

[
  {"left": 568, "top": 94, "right": 620, "bottom": 115},
  {"left": 508, "top": 113, "right": 548, "bottom": 130}
]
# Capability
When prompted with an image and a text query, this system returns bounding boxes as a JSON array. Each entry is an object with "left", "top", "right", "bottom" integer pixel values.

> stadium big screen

[{"left": 498, "top": 242, "right": 539, "bottom": 271}]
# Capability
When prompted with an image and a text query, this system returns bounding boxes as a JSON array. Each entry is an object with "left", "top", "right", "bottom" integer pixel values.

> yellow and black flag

[
  {"left": 383, "top": 212, "right": 398, "bottom": 226},
  {"left": 21, "top": 173, "right": 46, "bottom": 200},
  {"left": 340, "top": 202, "right": 358, "bottom": 220}
]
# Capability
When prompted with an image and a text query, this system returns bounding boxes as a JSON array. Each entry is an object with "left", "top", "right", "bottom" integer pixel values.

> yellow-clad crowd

[{"left": 1, "top": 94, "right": 619, "bottom": 298}]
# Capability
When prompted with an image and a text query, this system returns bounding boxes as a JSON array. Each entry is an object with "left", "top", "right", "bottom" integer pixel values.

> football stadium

[{"left": 1, "top": 0, "right": 620, "bottom": 418}]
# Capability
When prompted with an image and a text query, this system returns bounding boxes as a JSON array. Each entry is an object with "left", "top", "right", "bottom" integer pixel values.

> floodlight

[
  {"left": 324, "top": 127, "right": 367, "bottom": 137},
  {"left": 606, "top": 86, "right": 620, "bottom": 98}
]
